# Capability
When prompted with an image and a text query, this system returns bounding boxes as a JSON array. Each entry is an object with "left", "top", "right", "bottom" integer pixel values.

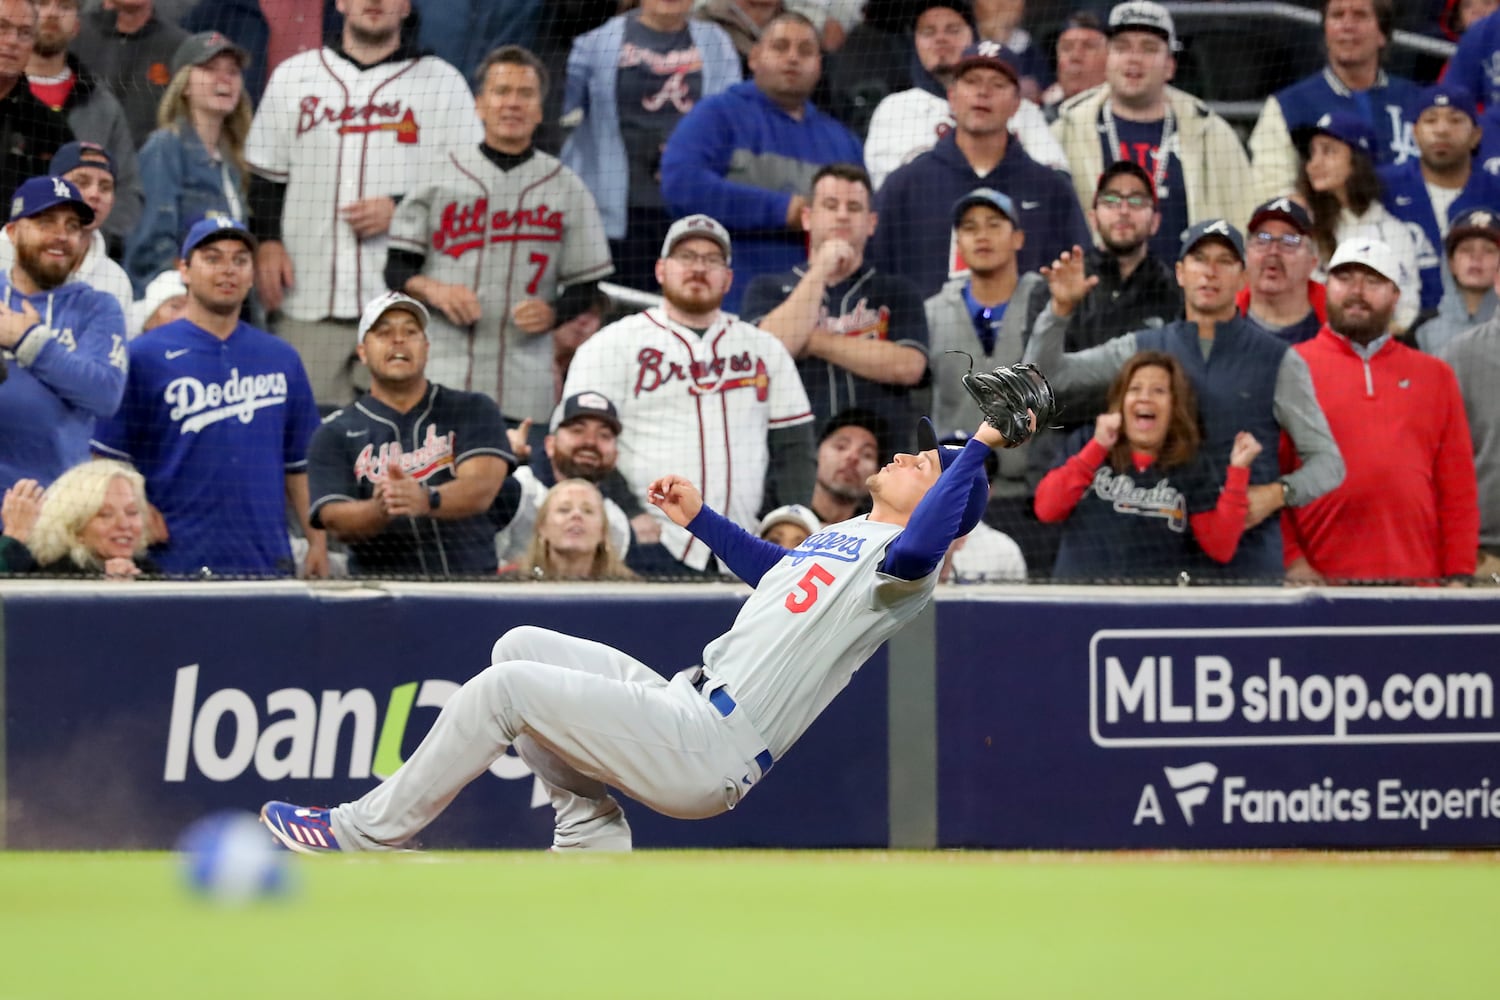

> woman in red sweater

[{"left": 1035, "top": 350, "right": 1262, "bottom": 581}]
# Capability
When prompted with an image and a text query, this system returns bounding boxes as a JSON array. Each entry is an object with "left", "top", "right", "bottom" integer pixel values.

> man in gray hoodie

[{"left": 69, "top": 0, "right": 186, "bottom": 149}]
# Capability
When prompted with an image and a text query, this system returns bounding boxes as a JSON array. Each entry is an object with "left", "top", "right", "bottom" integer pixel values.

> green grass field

[{"left": 3, "top": 850, "right": 1497, "bottom": 999}]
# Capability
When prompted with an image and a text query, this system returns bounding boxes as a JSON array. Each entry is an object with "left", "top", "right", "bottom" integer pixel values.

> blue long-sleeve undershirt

[{"left": 683, "top": 438, "right": 993, "bottom": 586}]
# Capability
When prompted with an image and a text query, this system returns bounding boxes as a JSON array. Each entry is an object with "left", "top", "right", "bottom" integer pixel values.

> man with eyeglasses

[
  {"left": 0, "top": 0, "right": 73, "bottom": 210},
  {"left": 1025, "top": 220, "right": 1345, "bottom": 582},
  {"left": 1051, "top": 1, "right": 1254, "bottom": 266},
  {"left": 1237, "top": 198, "right": 1325, "bottom": 346},
  {"left": 561, "top": 214, "right": 815, "bottom": 577},
  {"left": 742, "top": 162, "right": 929, "bottom": 445}
]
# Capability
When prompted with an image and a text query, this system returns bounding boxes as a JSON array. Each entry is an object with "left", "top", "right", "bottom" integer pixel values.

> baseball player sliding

[{"left": 261, "top": 365, "right": 1053, "bottom": 852}]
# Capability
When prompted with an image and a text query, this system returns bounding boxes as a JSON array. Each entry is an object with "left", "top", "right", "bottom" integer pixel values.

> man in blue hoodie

[
  {"left": 870, "top": 41, "right": 1089, "bottom": 300},
  {"left": 0, "top": 175, "right": 126, "bottom": 493},
  {"left": 659, "top": 11, "right": 862, "bottom": 313}
]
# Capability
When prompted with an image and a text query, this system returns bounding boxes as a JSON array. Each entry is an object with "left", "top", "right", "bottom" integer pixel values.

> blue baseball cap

[
  {"left": 916, "top": 416, "right": 990, "bottom": 538},
  {"left": 1301, "top": 111, "right": 1377, "bottom": 158},
  {"left": 952, "top": 187, "right": 1018, "bottom": 228},
  {"left": 1179, "top": 218, "right": 1245, "bottom": 263},
  {"left": 952, "top": 40, "right": 1020, "bottom": 85},
  {"left": 1417, "top": 82, "right": 1478, "bottom": 124},
  {"left": 8, "top": 175, "right": 94, "bottom": 225},
  {"left": 1445, "top": 207, "right": 1500, "bottom": 256},
  {"left": 181, "top": 216, "right": 257, "bottom": 258},
  {"left": 50, "top": 140, "right": 116, "bottom": 180}
]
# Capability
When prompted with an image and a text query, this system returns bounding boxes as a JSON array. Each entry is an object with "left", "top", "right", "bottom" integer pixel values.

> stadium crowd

[{"left": 0, "top": 0, "right": 1495, "bottom": 585}]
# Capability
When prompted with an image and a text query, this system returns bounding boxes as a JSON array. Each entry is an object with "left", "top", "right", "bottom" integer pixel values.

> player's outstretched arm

[
  {"left": 647, "top": 475, "right": 703, "bottom": 528},
  {"left": 648, "top": 475, "right": 787, "bottom": 586}
]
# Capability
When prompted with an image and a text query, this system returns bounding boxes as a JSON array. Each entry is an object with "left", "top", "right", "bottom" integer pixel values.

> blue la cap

[
  {"left": 181, "top": 216, "right": 257, "bottom": 258},
  {"left": 916, "top": 416, "right": 990, "bottom": 538},
  {"left": 50, "top": 140, "right": 115, "bottom": 180},
  {"left": 1417, "top": 82, "right": 1478, "bottom": 124},
  {"left": 1179, "top": 218, "right": 1245, "bottom": 263},
  {"left": 8, "top": 175, "right": 94, "bottom": 225},
  {"left": 952, "top": 187, "right": 1018, "bottom": 228},
  {"left": 1302, "top": 111, "right": 1377, "bottom": 157}
]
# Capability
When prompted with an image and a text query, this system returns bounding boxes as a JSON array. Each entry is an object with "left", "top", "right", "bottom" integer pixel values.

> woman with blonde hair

[
  {"left": 0, "top": 461, "right": 158, "bottom": 578},
  {"left": 125, "top": 32, "right": 254, "bottom": 296},
  {"left": 515, "top": 479, "right": 635, "bottom": 581}
]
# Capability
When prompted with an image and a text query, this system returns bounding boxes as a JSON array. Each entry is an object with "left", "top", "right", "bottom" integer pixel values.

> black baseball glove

[{"left": 960, "top": 362, "right": 1055, "bottom": 448}]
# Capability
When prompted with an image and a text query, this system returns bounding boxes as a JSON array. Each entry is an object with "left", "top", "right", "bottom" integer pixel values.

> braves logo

[
  {"left": 431, "top": 199, "right": 564, "bottom": 258},
  {"left": 1090, "top": 467, "right": 1187, "bottom": 532},
  {"left": 632, "top": 348, "right": 768, "bottom": 401},
  {"left": 352, "top": 426, "right": 455, "bottom": 484},
  {"left": 297, "top": 97, "right": 420, "bottom": 143},
  {"left": 820, "top": 301, "right": 890, "bottom": 340}
]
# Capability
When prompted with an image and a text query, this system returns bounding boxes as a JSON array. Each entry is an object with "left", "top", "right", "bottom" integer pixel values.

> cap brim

[
  {"left": 1446, "top": 226, "right": 1500, "bottom": 253},
  {"left": 917, "top": 416, "right": 940, "bottom": 454},
  {"left": 1247, "top": 208, "right": 1307, "bottom": 234}
]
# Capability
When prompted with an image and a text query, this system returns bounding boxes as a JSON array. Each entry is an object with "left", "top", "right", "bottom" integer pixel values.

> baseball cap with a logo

[
  {"left": 1300, "top": 111, "right": 1377, "bottom": 158},
  {"left": 357, "top": 291, "right": 430, "bottom": 343},
  {"left": 1179, "top": 218, "right": 1245, "bottom": 263},
  {"left": 952, "top": 40, "right": 1020, "bottom": 85},
  {"left": 1444, "top": 207, "right": 1500, "bottom": 256},
  {"left": 660, "top": 215, "right": 732, "bottom": 264},
  {"left": 50, "top": 141, "right": 116, "bottom": 180},
  {"left": 1417, "top": 82, "right": 1478, "bottom": 124},
  {"left": 1107, "top": 0, "right": 1179, "bottom": 51},
  {"left": 951, "top": 187, "right": 1018, "bottom": 228},
  {"left": 171, "top": 31, "right": 251, "bottom": 75},
  {"left": 1248, "top": 197, "right": 1313, "bottom": 235},
  {"left": 8, "top": 175, "right": 94, "bottom": 225},
  {"left": 181, "top": 216, "right": 257, "bottom": 258},
  {"left": 549, "top": 391, "right": 622, "bottom": 434},
  {"left": 1328, "top": 237, "right": 1405, "bottom": 287}
]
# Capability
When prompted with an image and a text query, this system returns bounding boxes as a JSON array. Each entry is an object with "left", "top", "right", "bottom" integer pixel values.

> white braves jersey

[
  {"left": 703, "top": 515, "right": 936, "bottom": 757},
  {"left": 390, "top": 145, "right": 613, "bottom": 421},
  {"left": 246, "top": 46, "right": 481, "bottom": 322},
  {"left": 864, "top": 88, "right": 1069, "bottom": 189},
  {"left": 562, "top": 306, "right": 813, "bottom": 570}
]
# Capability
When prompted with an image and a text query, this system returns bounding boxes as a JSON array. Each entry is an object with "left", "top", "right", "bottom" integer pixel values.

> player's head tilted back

[{"left": 865, "top": 416, "right": 990, "bottom": 534}]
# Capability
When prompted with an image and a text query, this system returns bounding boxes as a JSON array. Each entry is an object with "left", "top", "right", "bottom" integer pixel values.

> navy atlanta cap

[
  {"left": 1248, "top": 197, "right": 1313, "bottom": 235},
  {"left": 952, "top": 40, "right": 1020, "bottom": 85},
  {"left": 1445, "top": 207, "right": 1500, "bottom": 256},
  {"left": 181, "top": 216, "right": 257, "bottom": 258},
  {"left": 8, "top": 175, "right": 94, "bottom": 225},
  {"left": 1179, "top": 218, "right": 1245, "bottom": 263}
]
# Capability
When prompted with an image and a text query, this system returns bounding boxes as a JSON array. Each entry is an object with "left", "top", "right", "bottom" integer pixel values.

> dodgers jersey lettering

[
  {"left": 91, "top": 319, "right": 320, "bottom": 575},
  {"left": 702, "top": 516, "right": 935, "bottom": 758},
  {"left": 246, "top": 46, "right": 482, "bottom": 321},
  {"left": 561, "top": 306, "right": 813, "bottom": 569},
  {"left": 389, "top": 144, "right": 613, "bottom": 421}
]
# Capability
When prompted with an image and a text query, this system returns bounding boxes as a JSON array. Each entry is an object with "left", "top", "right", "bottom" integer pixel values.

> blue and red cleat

[{"left": 260, "top": 801, "right": 343, "bottom": 854}]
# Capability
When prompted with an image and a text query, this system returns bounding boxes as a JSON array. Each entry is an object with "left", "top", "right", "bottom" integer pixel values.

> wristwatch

[
  {"left": 427, "top": 487, "right": 443, "bottom": 512},
  {"left": 1278, "top": 477, "right": 1297, "bottom": 508}
]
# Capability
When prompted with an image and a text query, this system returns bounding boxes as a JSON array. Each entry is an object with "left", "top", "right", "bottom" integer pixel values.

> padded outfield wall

[{"left": 1, "top": 582, "right": 1496, "bottom": 850}]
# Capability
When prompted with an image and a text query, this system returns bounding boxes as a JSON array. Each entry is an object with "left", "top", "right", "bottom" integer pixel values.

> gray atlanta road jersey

[
  {"left": 701, "top": 515, "right": 936, "bottom": 758},
  {"left": 246, "top": 47, "right": 481, "bottom": 322},
  {"left": 389, "top": 145, "right": 613, "bottom": 421}
]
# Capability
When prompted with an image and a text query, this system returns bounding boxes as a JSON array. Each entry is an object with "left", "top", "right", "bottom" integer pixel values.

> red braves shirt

[{"left": 1281, "top": 326, "right": 1478, "bottom": 581}]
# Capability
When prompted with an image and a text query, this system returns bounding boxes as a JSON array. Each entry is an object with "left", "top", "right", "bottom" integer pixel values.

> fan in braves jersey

[
  {"left": 0, "top": 176, "right": 127, "bottom": 494},
  {"left": 561, "top": 214, "right": 815, "bottom": 576},
  {"left": 246, "top": 0, "right": 482, "bottom": 409},
  {"left": 385, "top": 45, "right": 613, "bottom": 427},
  {"left": 742, "top": 163, "right": 930, "bottom": 441},
  {"left": 307, "top": 291, "right": 515, "bottom": 577},
  {"left": 260, "top": 408, "right": 1026, "bottom": 853},
  {"left": 91, "top": 218, "right": 328, "bottom": 578}
]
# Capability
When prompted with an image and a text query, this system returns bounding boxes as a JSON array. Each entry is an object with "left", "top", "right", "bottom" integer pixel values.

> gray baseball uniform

[
  {"left": 328, "top": 510, "right": 938, "bottom": 851},
  {"left": 389, "top": 145, "right": 614, "bottom": 422}
]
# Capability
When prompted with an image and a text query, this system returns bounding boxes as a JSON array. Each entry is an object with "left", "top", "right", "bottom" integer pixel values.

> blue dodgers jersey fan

[{"left": 91, "top": 318, "right": 320, "bottom": 575}]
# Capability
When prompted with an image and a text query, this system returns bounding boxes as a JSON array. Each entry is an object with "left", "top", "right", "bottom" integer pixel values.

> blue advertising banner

[
  {"left": 937, "top": 590, "right": 1500, "bottom": 849},
  {"left": 1, "top": 584, "right": 889, "bottom": 850}
]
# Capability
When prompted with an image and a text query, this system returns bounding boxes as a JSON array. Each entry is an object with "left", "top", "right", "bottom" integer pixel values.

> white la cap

[
  {"left": 757, "top": 504, "right": 822, "bottom": 539},
  {"left": 1327, "top": 237, "right": 1406, "bottom": 289},
  {"left": 357, "top": 291, "right": 430, "bottom": 343},
  {"left": 129, "top": 268, "right": 187, "bottom": 336}
]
